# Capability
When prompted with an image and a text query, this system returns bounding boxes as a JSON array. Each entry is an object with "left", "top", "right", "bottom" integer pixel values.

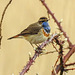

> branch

[
  {"left": 20, "top": 51, "right": 39, "bottom": 75},
  {"left": 52, "top": 42, "right": 58, "bottom": 52},
  {"left": 0, "top": 0, "right": 12, "bottom": 47},
  {"left": 40, "top": 0, "right": 72, "bottom": 47},
  {"left": 40, "top": 51, "right": 57, "bottom": 56},
  {"left": 64, "top": 68, "right": 75, "bottom": 71},
  {"left": 65, "top": 62, "right": 75, "bottom": 67},
  {"left": 40, "top": 0, "right": 75, "bottom": 75},
  {"left": 20, "top": 34, "right": 58, "bottom": 75},
  {"left": 55, "top": 38, "right": 64, "bottom": 75},
  {"left": 52, "top": 45, "right": 75, "bottom": 75}
]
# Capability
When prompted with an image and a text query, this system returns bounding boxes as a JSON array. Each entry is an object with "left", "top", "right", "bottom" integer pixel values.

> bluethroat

[{"left": 8, "top": 17, "right": 51, "bottom": 48}]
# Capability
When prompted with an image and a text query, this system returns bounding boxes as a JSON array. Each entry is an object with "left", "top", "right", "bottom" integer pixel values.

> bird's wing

[{"left": 20, "top": 22, "right": 42, "bottom": 36}]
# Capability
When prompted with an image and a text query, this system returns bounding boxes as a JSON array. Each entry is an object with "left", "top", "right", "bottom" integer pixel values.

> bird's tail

[{"left": 8, "top": 34, "right": 20, "bottom": 40}]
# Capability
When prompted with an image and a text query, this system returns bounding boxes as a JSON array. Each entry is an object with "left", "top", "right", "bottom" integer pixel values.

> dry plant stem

[
  {"left": 0, "top": 0, "right": 12, "bottom": 46},
  {"left": 52, "top": 55, "right": 60, "bottom": 74},
  {"left": 40, "top": 51, "right": 57, "bottom": 56},
  {"left": 52, "top": 45, "right": 75, "bottom": 75},
  {"left": 63, "top": 45, "right": 75, "bottom": 63},
  {"left": 64, "top": 68, "right": 75, "bottom": 71},
  {"left": 52, "top": 42, "right": 58, "bottom": 52},
  {"left": 40, "top": 0, "right": 72, "bottom": 47},
  {"left": 54, "top": 55, "right": 60, "bottom": 68},
  {"left": 55, "top": 38, "right": 64, "bottom": 75},
  {"left": 20, "top": 34, "right": 58, "bottom": 75},
  {"left": 65, "top": 62, "right": 75, "bottom": 67}
]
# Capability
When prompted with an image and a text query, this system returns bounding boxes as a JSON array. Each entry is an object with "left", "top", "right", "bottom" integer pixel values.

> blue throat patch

[{"left": 42, "top": 22, "right": 51, "bottom": 33}]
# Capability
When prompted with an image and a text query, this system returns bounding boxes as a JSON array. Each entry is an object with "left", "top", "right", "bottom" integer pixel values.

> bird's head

[
  {"left": 38, "top": 17, "right": 49, "bottom": 24},
  {"left": 38, "top": 17, "right": 50, "bottom": 27},
  {"left": 38, "top": 17, "right": 51, "bottom": 33}
]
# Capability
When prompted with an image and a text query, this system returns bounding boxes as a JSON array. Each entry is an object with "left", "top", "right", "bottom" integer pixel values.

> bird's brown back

[{"left": 20, "top": 22, "right": 42, "bottom": 36}]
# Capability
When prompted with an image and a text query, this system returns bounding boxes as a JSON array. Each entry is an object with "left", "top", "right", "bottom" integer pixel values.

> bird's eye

[
  {"left": 41, "top": 21, "right": 44, "bottom": 22},
  {"left": 39, "top": 21, "right": 44, "bottom": 23}
]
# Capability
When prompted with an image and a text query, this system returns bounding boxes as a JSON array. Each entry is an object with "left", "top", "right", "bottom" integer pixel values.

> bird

[{"left": 8, "top": 17, "right": 51, "bottom": 48}]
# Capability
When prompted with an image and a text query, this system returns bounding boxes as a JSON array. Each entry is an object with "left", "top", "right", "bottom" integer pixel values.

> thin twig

[
  {"left": 51, "top": 55, "right": 60, "bottom": 75},
  {"left": 63, "top": 45, "right": 75, "bottom": 64},
  {"left": 0, "top": 0, "right": 12, "bottom": 46},
  {"left": 65, "top": 62, "right": 75, "bottom": 67},
  {"left": 64, "top": 68, "right": 75, "bottom": 71},
  {"left": 55, "top": 38, "right": 64, "bottom": 75},
  {"left": 40, "top": 51, "right": 57, "bottom": 56},
  {"left": 54, "top": 55, "right": 60, "bottom": 68},
  {"left": 47, "top": 11, "right": 50, "bottom": 20},
  {"left": 52, "top": 42, "right": 58, "bottom": 52}
]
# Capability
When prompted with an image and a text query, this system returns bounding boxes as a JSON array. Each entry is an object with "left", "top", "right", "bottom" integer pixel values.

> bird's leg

[
  {"left": 34, "top": 44, "right": 47, "bottom": 54},
  {"left": 30, "top": 43, "right": 41, "bottom": 52},
  {"left": 30, "top": 43, "right": 46, "bottom": 53},
  {"left": 35, "top": 44, "right": 39, "bottom": 47},
  {"left": 35, "top": 44, "right": 43, "bottom": 50},
  {"left": 30, "top": 43, "right": 36, "bottom": 50},
  {"left": 32, "top": 44, "right": 43, "bottom": 53}
]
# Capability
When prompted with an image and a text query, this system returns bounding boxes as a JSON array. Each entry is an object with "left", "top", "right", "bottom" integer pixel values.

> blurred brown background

[{"left": 0, "top": 0, "right": 75, "bottom": 75}]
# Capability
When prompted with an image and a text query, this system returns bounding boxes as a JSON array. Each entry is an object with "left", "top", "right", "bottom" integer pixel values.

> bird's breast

[
  {"left": 42, "top": 29, "right": 50, "bottom": 37},
  {"left": 23, "top": 28, "right": 49, "bottom": 44}
]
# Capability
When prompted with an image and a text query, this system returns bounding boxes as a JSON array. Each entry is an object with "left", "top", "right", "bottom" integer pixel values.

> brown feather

[
  {"left": 8, "top": 34, "right": 20, "bottom": 40},
  {"left": 20, "top": 22, "right": 42, "bottom": 36}
]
